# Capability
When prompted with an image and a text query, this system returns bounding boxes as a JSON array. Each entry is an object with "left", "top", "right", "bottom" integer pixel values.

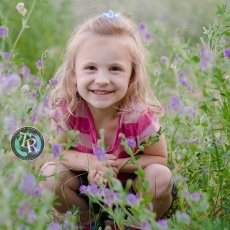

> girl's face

[{"left": 74, "top": 35, "right": 133, "bottom": 112}]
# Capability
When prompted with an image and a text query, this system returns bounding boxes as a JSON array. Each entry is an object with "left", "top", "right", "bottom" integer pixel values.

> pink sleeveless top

[{"left": 49, "top": 100, "right": 160, "bottom": 182}]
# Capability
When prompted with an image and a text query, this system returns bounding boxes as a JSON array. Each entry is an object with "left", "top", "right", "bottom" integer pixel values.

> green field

[{"left": 0, "top": 0, "right": 229, "bottom": 229}]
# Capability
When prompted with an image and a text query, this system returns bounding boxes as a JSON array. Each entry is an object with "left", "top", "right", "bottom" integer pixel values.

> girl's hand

[
  {"left": 89, "top": 169, "right": 108, "bottom": 185},
  {"left": 89, "top": 154, "right": 119, "bottom": 178}
]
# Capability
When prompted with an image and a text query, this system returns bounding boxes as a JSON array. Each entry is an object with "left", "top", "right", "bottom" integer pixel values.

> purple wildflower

[
  {"left": 17, "top": 202, "right": 30, "bottom": 218},
  {"left": 177, "top": 212, "right": 190, "bottom": 224},
  {"left": 169, "top": 96, "right": 184, "bottom": 113},
  {"left": 21, "top": 84, "right": 30, "bottom": 93},
  {"left": 79, "top": 185, "right": 88, "bottom": 194},
  {"left": 126, "top": 138, "right": 136, "bottom": 148},
  {"left": 183, "top": 190, "right": 200, "bottom": 201},
  {"left": 221, "top": 36, "right": 228, "bottom": 46},
  {"left": 224, "top": 48, "right": 230, "bottom": 59},
  {"left": 18, "top": 224, "right": 25, "bottom": 230},
  {"left": 29, "top": 112, "right": 37, "bottom": 123},
  {"left": 36, "top": 60, "right": 44, "bottom": 69},
  {"left": 182, "top": 190, "right": 190, "bottom": 197},
  {"left": 1, "top": 52, "right": 11, "bottom": 58},
  {"left": 19, "top": 173, "right": 36, "bottom": 194},
  {"left": 0, "top": 26, "right": 8, "bottom": 38},
  {"left": 104, "top": 188, "right": 116, "bottom": 206},
  {"left": 17, "top": 201, "right": 36, "bottom": 223},
  {"left": 174, "top": 56, "right": 181, "bottom": 62},
  {"left": 94, "top": 146, "right": 107, "bottom": 161},
  {"left": 178, "top": 71, "right": 195, "bottom": 94},
  {"left": 52, "top": 144, "right": 63, "bottom": 158},
  {"left": 0, "top": 73, "right": 21, "bottom": 93},
  {"left": 190, "top": 192, "right": 200, "bottom": 201},
  {"left": 20, "top": 65, "right": 31, "bottom": 81},
  {"left": 89, "top": 184, "right": 101, "bottom": 195},
  {"left": 141, "top": 221, "right": 151, "bottom": 230},
  {"left": 203, "top": 168, "right": 208, "bottom": 173},
  {"left": 157, "top": 219, "right": 168, "bottom": 228},
  {"left": 145, "top": 32, "right": 152, "bottom": 42},
  {"left": 32, "top": 77, "right": 41, "bottom": 88},
  {"left": 126, "top": 193, "right": 139, "bottom": 205},
  {"left": 63, "top": 221, "right": 70, "bottom": 228},
  {"left": 47, "top": 222, "right": 63, "bottom": 230},
  {"left": 49, "top": 78, "right": 58, "bottom": 85},
  {"left": 179, "top": 138, "right": 199, "bottom": 144},
  {"left": 138, "top": 23, "right": 146, "bottom": 32},
  {"left": 46, "top": 84, "right": 51, "bottom": 89},
  {"left": 32, "top": 91, "right": 37, "bottom": 100},
  {"left": 160, "top": 56, "right": 169, "bottom": 63},
  {"left": 200, "top": 44, "right": 214, "bottom": 71},
  {"left": 26, "top": 208, "right": 37, "bottom": 223},
  {"left": 3, "top": 116, "right": 18, "bottom": 137},
  {"left": 0, "top": 62, "right": 3, "bottom": 73},
  {"left": 29, "top": 187, "right": 43, "bottom": 197}
]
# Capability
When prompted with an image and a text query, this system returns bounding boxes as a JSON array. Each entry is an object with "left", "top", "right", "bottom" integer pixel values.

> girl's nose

[{"left": 95, "top": 73, "right": 110, "bottom": 86}]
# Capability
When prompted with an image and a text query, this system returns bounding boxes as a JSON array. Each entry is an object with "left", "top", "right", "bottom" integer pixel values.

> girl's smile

[{"left": 74, "top": 35, "right": 133, "bottom": 113}]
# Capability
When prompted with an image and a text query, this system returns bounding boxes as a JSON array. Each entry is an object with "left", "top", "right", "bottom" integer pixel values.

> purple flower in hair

[
  {"left": 102, "top": 10, "right": 120, "bottom": 19},
  {"left": 224, "top": 48, "right": 230, "bottom": 59}
]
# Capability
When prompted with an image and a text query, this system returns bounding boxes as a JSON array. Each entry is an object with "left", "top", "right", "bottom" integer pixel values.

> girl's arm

[
  {"left": 118, "top": 134, "right": 168, "bottom": 173},
  {"left": 49, "top": 120, "right": 119, "bottom": 175}
]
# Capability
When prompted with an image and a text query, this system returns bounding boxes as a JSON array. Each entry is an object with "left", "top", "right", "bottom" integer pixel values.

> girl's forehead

[{"left": 77, "top": 33, "right": 135, "bottom": 58}]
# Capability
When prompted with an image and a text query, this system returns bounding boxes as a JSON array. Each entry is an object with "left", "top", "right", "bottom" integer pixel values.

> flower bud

[{"left": 16, "top": 3, "right": 27, "bottom": 17}]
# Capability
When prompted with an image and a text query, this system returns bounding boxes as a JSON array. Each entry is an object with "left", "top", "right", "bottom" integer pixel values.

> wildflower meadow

[{"left": 0, "top": 0, "right": 229, "bottom": 229}]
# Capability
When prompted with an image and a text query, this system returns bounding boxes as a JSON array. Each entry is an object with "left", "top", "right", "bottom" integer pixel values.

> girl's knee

[
  {"left": 144, "top": 164, "right": 173, "bottom": 197},
  {"left": 39, "top": 162, "right": 68, "bottom": 192}
]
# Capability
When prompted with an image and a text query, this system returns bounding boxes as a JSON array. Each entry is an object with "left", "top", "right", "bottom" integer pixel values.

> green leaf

[
  {"left": 27, "top": 108, "right": 33, "bottom": 115},
  {"left": 192, "top": 56, "right": 200, "bottom": 63}
]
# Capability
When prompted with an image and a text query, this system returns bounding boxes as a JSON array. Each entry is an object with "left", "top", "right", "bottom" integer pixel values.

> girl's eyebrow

[{"left": 81, "top": 61, "right": 126, "bottom": 68}]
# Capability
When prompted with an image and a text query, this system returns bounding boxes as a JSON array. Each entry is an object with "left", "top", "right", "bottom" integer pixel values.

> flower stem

[{"left": 11, "top": 0, "right": 37, "bottom": 54}]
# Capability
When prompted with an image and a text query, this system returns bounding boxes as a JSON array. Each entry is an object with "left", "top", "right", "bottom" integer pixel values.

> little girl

[{"left": 40, "top": 10, "right": 173, "bottom": 226}]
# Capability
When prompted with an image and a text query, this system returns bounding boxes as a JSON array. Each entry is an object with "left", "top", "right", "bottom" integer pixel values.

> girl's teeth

[{"left": 94, "top": 91, "right": 110, "bottom": 94}]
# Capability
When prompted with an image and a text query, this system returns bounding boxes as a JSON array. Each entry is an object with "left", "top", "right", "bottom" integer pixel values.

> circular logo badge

[{"left": 11, "top": 126, "right": 44, "bottom": 161}]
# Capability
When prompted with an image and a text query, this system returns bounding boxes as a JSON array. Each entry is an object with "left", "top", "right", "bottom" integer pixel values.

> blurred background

[{"left": 1, "top": 0, "right": 223, "bottom": 77}]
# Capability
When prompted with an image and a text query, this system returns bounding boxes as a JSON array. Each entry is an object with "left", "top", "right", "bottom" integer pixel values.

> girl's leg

[
  {"left": 39, "top": 162, "right": 90, "bottom": 223},
  {"left": 133, "top": 164, "right": 173, "bottom": 220}
]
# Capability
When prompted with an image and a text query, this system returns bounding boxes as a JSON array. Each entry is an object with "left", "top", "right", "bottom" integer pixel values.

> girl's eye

[
  {"left": 86, "top": 66, "right": 96, "bottom": 71},
  {"left": 110, "top": 67, "right": 121, "bottom": 71}
]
